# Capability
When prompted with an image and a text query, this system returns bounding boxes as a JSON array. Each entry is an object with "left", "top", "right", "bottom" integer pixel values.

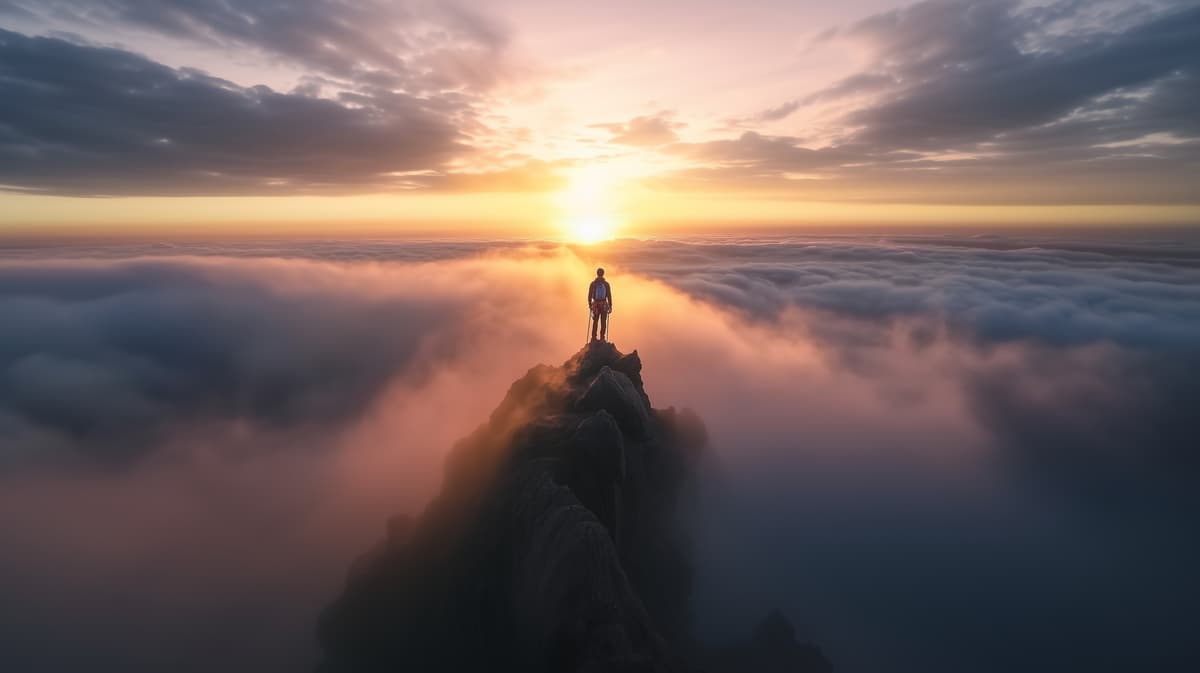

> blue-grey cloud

[
  {"left": 0, "top": 29, "right": 479, "bottom": 195},
  {"left": 599, "top": 234, "right": 1200, "bottom": 349},
  {"left": 583, "top": 233, "right": 1200, "bottom": 499},
  {"left": 677, "top": 0, "right": 1200, "bottom": 203},
  {"left": 0, "top": 256, "right": 483, "bottom": 466},
  {"left": 836, "top": 0, "right": 1200, "bottom": 150},
  {"left": 12, "top": 233, "right": 1197, "bottom": 485},
  {"left": 0, "top": 248, "right": 589, "bottom": 673},
  {"left": 0, "top": 0, "right": 509, "bottom": 92}
]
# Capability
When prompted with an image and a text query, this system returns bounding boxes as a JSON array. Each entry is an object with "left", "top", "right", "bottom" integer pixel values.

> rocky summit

[{"left": 316, "top": 342, "right": 829, "bottom": 673}]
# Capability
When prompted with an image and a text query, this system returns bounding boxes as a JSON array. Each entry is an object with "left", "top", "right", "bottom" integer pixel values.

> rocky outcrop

[
  {"left": 316, "top": 342, "right": 827, "bottom": 673},
  {"left": 577, "top": 366, "right": 650, "bottom": 438}
]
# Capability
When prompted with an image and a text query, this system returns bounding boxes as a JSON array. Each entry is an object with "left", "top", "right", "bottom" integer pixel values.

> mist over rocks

[{"left": 317, "top": 341, "right": 824, "bottom": 673}]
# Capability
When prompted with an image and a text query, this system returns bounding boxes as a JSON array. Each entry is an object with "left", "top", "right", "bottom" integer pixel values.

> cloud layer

[
  {"left": 0, "top": 247, "right": 587, "bottom": 673},
  {"left": 2, "top": 234, "right": 1198, "bottom": 672}
]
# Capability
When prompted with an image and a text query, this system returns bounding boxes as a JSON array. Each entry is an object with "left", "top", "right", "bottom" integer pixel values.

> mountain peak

[{"left": 316, "top": 343, "right": 824, "bottom": 673}]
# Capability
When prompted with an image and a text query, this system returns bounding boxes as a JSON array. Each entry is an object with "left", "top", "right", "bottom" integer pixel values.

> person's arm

[
  {"left": 607, "top": 280, "right": 613, "bottom": 308},
  {"left": 587, "top": 280, "right": 594, "bottom": 305}
]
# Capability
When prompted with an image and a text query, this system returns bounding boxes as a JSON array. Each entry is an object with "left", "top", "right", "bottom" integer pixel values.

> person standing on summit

[{"left": 588, "top": 268, "right": 613, "bottom": 342}]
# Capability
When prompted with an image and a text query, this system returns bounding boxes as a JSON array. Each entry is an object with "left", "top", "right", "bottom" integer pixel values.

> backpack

[{"left": 594, "top": 281, "right": 607, "bottom": 300}]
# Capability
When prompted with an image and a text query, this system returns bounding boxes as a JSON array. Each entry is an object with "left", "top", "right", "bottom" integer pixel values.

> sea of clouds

[{"left": 1, "top": 231, "right": 1197, "bottom": 673}]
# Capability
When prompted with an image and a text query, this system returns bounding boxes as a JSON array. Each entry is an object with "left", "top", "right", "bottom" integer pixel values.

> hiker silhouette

[{"left": 588, "top": 268, "right": 613, "bottom": 342}]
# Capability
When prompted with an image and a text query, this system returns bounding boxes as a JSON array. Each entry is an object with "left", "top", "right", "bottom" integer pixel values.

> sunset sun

[
  {"left": 558, "top": 165, "right": 621, "bottom": 243},
  {"left": 565, "top": 213, "right": 616, "bottom": 244}
]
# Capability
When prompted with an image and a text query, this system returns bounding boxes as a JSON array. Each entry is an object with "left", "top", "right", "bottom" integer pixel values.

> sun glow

[
  {"left": 565, "top": 213, "right": 617, "bottom": 244},
  {"left": 557, "top": 165, "right": 621, "bottom": 243}
]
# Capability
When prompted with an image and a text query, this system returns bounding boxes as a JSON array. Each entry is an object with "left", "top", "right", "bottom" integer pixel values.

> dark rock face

[
  {"left": 577, "top": 366, "right": 650, "bottom": 438},
  {"left": 317, "top": 342, "right": 828, "bottom": 673}
]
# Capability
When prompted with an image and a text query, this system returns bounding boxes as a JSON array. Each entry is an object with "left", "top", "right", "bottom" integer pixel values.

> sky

[{"left": 1, "top": 0, "right": 1199, "bottom": 236}]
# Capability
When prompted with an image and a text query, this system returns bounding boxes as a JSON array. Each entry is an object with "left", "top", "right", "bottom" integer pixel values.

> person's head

[{"left": 596, "top": 268, "right": 605, "bottom": 278}]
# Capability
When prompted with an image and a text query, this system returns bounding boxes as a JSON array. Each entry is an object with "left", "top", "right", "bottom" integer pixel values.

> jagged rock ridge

[{"left": 316, "top": 342, "right": 828, "bottom": 673}]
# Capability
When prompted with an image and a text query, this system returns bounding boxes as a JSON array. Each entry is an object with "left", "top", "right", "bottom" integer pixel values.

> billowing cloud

[
  {"left": 0, "top": 247, "right": 589, "bottom": 673},
  {"left": 594, "top": 234, "right": 1200, "bottom": 350},
  {"left": 585, "top": 234, "right": 1200, "bottom": 497},
  {"left": 0, "top": 258, "right": 452, "bottom": 465},
  {"left": 0, "top": 247, "right": 590, "bottom": 467}
]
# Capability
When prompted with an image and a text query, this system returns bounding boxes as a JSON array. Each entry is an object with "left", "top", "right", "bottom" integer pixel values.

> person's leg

[
  {"left": 599, "top": 309, "right": 608, "bottom": 341},
  {"left": 591, "top": 307, "right": 599, "bottom": 341}
]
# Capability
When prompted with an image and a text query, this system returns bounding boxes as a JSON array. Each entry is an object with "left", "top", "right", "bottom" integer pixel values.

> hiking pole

[{"left": 586, "top": 308, "right": 593, "bottom": 345}]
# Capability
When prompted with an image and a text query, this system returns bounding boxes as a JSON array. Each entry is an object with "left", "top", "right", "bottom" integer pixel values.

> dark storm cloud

[
  {"left": 0, "top": 0, "right": 510, "bottom": 92},
  {"left": 0, "top": 29, "right": 471, "bottom": 194},
  {"left": 678, "top": 0, "right": 1200, "bottom": 202},
  {"left": 0, "top": 256, "right": 476, "bottom": 466}
]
